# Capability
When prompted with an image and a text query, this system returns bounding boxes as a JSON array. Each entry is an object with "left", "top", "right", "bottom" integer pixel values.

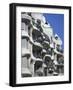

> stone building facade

[{"left": 21, "top": 12, "right": 64, "bottom": 77}]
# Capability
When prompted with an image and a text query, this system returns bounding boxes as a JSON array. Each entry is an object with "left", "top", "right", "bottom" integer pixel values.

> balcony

[
  {"left": 32, "top": 49, "right": 42, "bottom": 58},
  {"left": 32, "top": 33, "right": 43, "bottom": 42},
  {"left": 32, "top": 24, "right": 42, "bottom": 36},
  {"left": 43, "top": 41, "right": 50, "bottom": 45},
  {"left": 50, "top": 43, "right": 54, "bottom": 49},
  {"left": 29, "top": 36, "right": 34, "bottom": 44},
  {"left": 42, "top": 49, "right": 47, "bottom": 54},
  {"left": 33, "top": 53, "right": 42, "bottom": 59},
  {"left": 44, "top": 54, "right": 51, "bottom": 60},
  {"left": 35, "top": 58, "right": 42, "bottom": 62},
  {"left": 30, "top": 36, "right": 43, "bottom": 46},
  {"left": 33, "top": 41, "right": 43, "bottom": 49},
  {"left": 42, "top": 42, "right": 50, "bottom": 50},
  {"left": 31, "top": 55, "right": 42, "bottom": 62}
]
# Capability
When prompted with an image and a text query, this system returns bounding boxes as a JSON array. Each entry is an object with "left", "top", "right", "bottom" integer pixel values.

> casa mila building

[{"left": 21, "top": 12, "right": 64, "bottom": 77}]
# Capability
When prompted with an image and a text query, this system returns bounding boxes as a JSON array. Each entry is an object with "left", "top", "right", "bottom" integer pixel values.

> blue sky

[{"left": 43, "top": 14, "right": 64, "bottom": 49}]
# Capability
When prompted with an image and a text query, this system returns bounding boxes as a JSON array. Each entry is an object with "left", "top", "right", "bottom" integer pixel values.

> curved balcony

[
  {"left": 22, "top": 48, "right": 30, "bottom": 57},
  {"left": 21, "top": 30, "right": 29, "bottom": 39},
  {"left": 50, "top": 43, "right": 54, "bottom": 49},
  {"left": 45, "top": 54, "right": 51, "bottom": 58},
  {"left": 29, "top": 36, "right": 34, "bottom": 44},
  {"left": 42, "top": 49, "right": 47, "bottom": 54},
  {"left": 21, "top": 68, "right": 32, "bottom": 77},
  {"left": 30, "top": 36, "right": 43, "bottom": 49},
  {"left": 35, "top": 58, "right": 43, "bottom": 62},
  {"left": 44, "top": 54, "right": 51, "bottom": 60},
  {"left": 30, "top": 37, "right": 43, "bottom": 47},
  {"left": 43, "top": 41, "right": 50, "bottom": 45},
  {"left": 31, "top": 55, "right": 42, "bottom": 62},
  {"left": 32, "top": 25, "right": 42, "bottom": 36},
  {"left": 33, "top": 42, "right": 43, "bottom": 49},
  {"left": 31, "top": 55, "right": 37, "bottom": 61}
]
